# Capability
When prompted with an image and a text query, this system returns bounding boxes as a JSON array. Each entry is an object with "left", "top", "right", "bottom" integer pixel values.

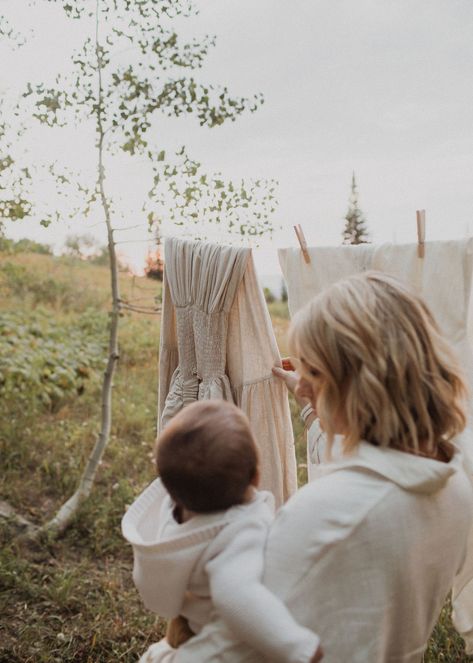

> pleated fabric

[
  {"left": 279, "top": 237, "right": 473, "bottom": 652},
  {"left": 158, "top": 237, "right": 297, "bottom": 507}
]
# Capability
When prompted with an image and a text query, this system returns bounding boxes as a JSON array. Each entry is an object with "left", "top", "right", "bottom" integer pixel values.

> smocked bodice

[{"left": 161, "top": 237, "right": 250, "bottom": 427}]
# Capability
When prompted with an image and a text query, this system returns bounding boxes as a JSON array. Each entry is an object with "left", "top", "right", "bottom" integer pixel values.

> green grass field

[{"left": 0, "top": 252, "right": 471, "bottom": 662}]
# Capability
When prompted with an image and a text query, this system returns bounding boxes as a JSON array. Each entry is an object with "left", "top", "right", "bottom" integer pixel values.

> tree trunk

[{"left": 37, "top": 0, "right": 120, "bottom": 536}]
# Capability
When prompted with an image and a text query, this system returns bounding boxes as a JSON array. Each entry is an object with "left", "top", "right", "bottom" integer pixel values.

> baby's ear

[{"left": 251, "top": 466, "right": 260, "bottom": 488}]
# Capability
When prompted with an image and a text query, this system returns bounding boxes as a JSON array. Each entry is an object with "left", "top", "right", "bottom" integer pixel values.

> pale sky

[{"left": 2, "top": 0, "right": 473, "bottom": 275}]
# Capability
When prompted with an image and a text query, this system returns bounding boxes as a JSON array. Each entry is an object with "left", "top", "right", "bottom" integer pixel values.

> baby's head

[{"left": 156, "top": 400, "right": 259, "bottom": 513}]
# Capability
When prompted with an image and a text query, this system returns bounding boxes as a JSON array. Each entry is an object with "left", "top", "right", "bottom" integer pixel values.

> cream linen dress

[{"left": 158, "top": 237, "right": 297, "bottom": 506}]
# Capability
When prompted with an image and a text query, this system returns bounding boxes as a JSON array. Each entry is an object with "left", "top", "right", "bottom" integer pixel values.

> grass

[{"left": 0, "top": 253, "right": 471, "bottom": 661}]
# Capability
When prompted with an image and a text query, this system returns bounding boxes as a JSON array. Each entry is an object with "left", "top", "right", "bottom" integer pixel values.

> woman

[{"left": 147, "top": 271, "right": 473, "bottom": 662}]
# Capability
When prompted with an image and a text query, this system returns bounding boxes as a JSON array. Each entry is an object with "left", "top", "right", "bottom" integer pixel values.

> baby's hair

[
  {"left": 290, "top": 271, "right": 467, "bottom": 455},
  {"left": 156, "top": 400, "right": 259, "bottom": 513}
]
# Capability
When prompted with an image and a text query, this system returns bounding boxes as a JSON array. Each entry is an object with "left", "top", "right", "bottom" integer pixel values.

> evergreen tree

[
  {"left": 281, "top": 281, "right": 288, "bottom": 303},
  {"left": 342, "top": 172, "right": 370, "bottom": 245}
]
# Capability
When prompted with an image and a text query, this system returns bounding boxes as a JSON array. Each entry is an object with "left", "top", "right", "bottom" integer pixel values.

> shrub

[
  {"left": 0, "top": 309, "right": 107, "bottom": 411},
  {"left": 263, "top": 286, "right": 275, "bottom": 304},
  {"left": 268, "top": 299, "right": 290, "bottom": 320},
  {"left": 87, "top": 247, "right": 110, "bottom": 266},
  {"left": 281, "top": 282, "right": 288, "bottom": 302},
  {"left": 0, "top": 237, "right": 52, "bottom": 255},
  {"left": 144, "top": 249, "right": 164, "bottom": 281},
  {"left": 0, "top": 262, "right": 103, "bottom": 311}
]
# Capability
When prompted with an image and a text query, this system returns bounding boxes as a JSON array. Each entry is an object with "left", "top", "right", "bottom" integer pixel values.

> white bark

[{"left": 39, "top": 0, "right": 120, "bottom": 536}]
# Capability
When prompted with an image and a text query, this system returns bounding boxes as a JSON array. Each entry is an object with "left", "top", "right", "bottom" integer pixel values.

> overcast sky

[{"left": 2, "top": 0, "right": 473, "bottom": 274}]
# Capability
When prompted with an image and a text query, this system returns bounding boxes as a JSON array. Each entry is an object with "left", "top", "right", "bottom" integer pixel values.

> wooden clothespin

[
  {"left": 416, "top": 210, "right": 426, "bottom": 258},
  {"left": 294, "top": 224, "right": 311, "bottom": 264}
]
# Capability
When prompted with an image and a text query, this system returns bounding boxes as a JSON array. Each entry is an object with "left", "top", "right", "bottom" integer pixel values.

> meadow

[{"left": 0, "top": 250, "right": 470, "bottom": 662}]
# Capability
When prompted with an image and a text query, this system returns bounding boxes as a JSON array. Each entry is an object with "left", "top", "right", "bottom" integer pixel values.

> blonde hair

[{"left": 290, "top": 271, "right": 467, "bottom": 455}]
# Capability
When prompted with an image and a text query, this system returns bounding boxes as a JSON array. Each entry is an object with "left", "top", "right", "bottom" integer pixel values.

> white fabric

[
  {"left": 371, "top": 240, "right": 473, "bottom": 394},
  {"left": 278, "top": 240, "right": 473, "bottom": 386},
  {"left": 159, "top": 237, "right": 249, "bottom": 427},
  {"left": 280, "top": 239, "right": 473, "bottom": 408},
  {"left": 278, "top": 243, "right": 373, "bottom": 317},
  {"left": 306, "top": 417, "right": 337, "bottom": 480},
  {"left": 122, "top": 479, "right": 320, "bottom": 663},
  {"left": 139, "top": 641, "right": 176, "bottom": 663},
  {"left": 279, "top": 238, "right": 473, "bottom": 649},
  {"left": 159, "top": 237, "right": 297, "bottom": 506},
  {"left": 165, "top": 437, "right": 473, "bottom": 663}
]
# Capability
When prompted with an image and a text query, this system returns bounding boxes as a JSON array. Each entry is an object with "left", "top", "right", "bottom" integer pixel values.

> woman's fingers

[
  {"left": 281, "top": 358, "right": 295, "bottom": 371},
  {"left": 273, "top": 364, "right": 315, "bottom": 410},
  {"left": 272, "top": 366, "right": 298, "bottom": 394},
  {"left": 272, "top": 366, "right": 288, "bottom": 379}
]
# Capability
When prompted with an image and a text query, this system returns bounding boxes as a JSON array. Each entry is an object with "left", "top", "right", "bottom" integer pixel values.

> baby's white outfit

[{"left": 121, "top": 478, "right": 320, "bottom": 663}]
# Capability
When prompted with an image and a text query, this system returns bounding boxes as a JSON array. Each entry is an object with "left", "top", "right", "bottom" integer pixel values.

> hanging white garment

[
  {"left": 278, "top": 243, "right": 374, "bottom": 317},
  {"left": 159, "top": 238, "right": 297, "bottom": 506},
  {"left": 371, "top": 240, "right": 473, "bottom": 392},
  {"left": 159, "top": 237, "right": 249, "bottom": 427},
  {"left": 279, "top": 239, "right": 473, "bottom": 408},
  {"left": 279, "top": 238, "right": 473, "bottom": 652}
]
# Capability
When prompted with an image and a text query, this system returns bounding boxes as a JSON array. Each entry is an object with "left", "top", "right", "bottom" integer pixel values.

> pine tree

[{"left": 342, "top": 172, "right": 370, "bottom": 245}]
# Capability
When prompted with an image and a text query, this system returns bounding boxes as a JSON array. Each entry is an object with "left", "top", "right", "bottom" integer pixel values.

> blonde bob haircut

[{"left": 289, "top": 271, "right": 467, "bottom": 455}]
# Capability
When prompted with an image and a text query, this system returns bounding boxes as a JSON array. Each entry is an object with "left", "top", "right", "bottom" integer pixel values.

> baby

[{"left": 122, "top": 400, "right": 322, "bottom": 663}]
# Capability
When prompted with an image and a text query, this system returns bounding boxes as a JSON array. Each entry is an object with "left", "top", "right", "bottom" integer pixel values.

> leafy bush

[
  {"left": 0, "top": 309, "right": 107, "bottom": 411},
  {"left": 144, "top": 249, "right": 164, "bottom": 281},
  {"left": 268, "top": 299, "right": 290, "bottom": 320},
  {"left": 0, "top": 261, "right": 103, "bottom": 311},
  {"left": 87, "top": 246, "right": 110, "bottom": 266},
  {"left": 119, "top": 315, "right": 159, "bottom": 367},
  {"left": 281, "top": 282, "right": 288, "bottom": 302},
  {"left": 0, "top": 237, "right": 52, "bottom": 254},
  {"left": 263, "top": 286, "right": 275, "bottom": 304}
]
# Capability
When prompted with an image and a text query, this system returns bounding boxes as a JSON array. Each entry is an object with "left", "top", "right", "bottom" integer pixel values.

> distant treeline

[{"left": 0, "top": 237, "right": 52, "bottom": 255}]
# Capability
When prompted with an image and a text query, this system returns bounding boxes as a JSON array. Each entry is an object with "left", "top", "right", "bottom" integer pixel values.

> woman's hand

[
  {"left": 272, "top": 364, "right": 311, "bottom": 409},
  {"left": 272, "top": 366, "right": 299, "bottom": 396},
  {"left": 273, "top": 361, "right": 317, "bottom": 427}
]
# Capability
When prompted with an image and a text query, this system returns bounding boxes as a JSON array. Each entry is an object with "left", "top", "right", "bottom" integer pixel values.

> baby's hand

[
  {"left": 166, "top": 615, "right": 194, "bottom": 648},
  {"left": 310, "top": 644, "right": 324, "bottom": 662}
]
